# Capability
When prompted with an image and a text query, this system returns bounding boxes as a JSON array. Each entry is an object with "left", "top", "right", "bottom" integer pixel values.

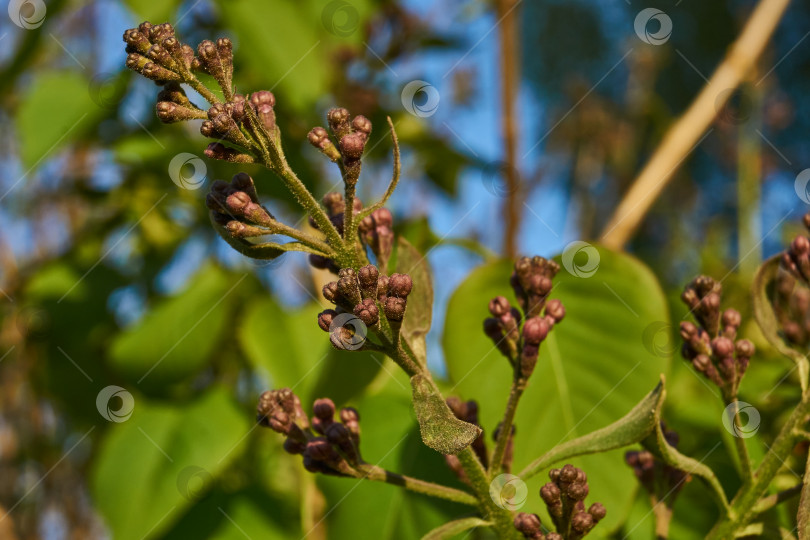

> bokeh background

[{"left": 1, "top": 0, "right": 810, "bottom": 538}]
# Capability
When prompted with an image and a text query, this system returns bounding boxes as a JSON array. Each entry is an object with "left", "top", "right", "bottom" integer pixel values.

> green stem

[
  {"left": 456, "top": 448, "right": 521, "bottom": 539},
  {"left": 254, "top": 216, "right": 334, "bottom": 255},
  {"left": 751, "top": 483, "right": 802, "bottom": 514},
  {"left": 355, "top": 464, "right": 478, "bottom": 506},
  {"left": 185, "top": 77, "right": 221, "bottom": 105},
  {"left": 276, "top": 165, "right": 350, "bottom": 266},
  {"left": 343, "top": 180, "right": 357, "bottom": 245},
  {"left": 490, "top": 377, "right": 524, "bottom": 476},
  {"left": 707, "top": 395, "right": 810, "bottom": 538},
  {"left": 730, "top": 398, "right": 755, "bottom": 486}
]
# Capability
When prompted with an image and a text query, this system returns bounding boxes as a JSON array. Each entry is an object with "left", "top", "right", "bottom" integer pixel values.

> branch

[
  {"left": 600, "top": 0, "right": 792, "bottom": 249},
  {"left": 496, "top": 0, "right": 522, "bottom": 258},
  {"left": 355, "top": 464, "right": 478, "bottom": 506}
]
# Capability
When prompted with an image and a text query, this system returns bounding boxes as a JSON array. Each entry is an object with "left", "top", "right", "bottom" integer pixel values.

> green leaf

[
  {"left": 238, "top": 298, "right": 328, "bottom": 401},
  {"left": 421, "top": 517, "right": 491, "bottom": 539},
  {"left": 520, "top": 377, "right": 665, "bottom": 478},
  {"left": 109, "top": 264, "right": 238, "bottom": 385},
  {"left": 444, "top": 246, "right": 671, "bottom": 533},
  {"left": 752, "top": 256, "right": 810, "bottom": 393},
  {"left": 395, "top": 237, "right": 433, "bottom": 366},
  {"left": 318, "top": 381, "right": 471, "bottom": 539},
  {"left": 411, "top": 374, "right": 482, "bottom": 455},
  {"left": 219, "top": 0, "right": 371, "bottom": 112},
  {"left": 645, "top": 393, "right": 730, "bottom": 513},
  {"left": 238, "top": 297, "right": 382, "bottom": 405},
  {"left": 123, "top": 0, "right": 181, "bottom": 21},
  {"left": 17, "top": 71, "right": 101, "bottom": 170},
  {"left": 91, "top": 388, "right": 250, "bottom": 540},
  {"left": 209, "top": 497, "right": 289, "bottom": 540}
]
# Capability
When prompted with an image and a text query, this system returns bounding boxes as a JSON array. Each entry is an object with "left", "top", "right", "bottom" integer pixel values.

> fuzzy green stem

[
  {"left": 276, "top": 165, "right": 351, "bottom": 266},
  {"left": 730, "top": 398, "right": 755, "bottom": 486},
  {"left": 343, "top": 180, "right": 357, "bottom": 245},
  {"left": 185, "top": 77, "right": 220, "bottom": 105},
  {"left": 355, "top": 464, "right": 478, "bottom": 506},
  {"left": 707, "top": 395, "right": 810, "bottom": 538},
  {"left": 456, "top": 448, "right": 521, "bottom": 539},
  {"left": 252, "top": 215, "right": 334, "bottom": 255},
  {"left": 490, "top": 377, "right": 524, "bottom": 476},
  {"left": 751, "top": 483, "right": 802, "bottom": 514}
]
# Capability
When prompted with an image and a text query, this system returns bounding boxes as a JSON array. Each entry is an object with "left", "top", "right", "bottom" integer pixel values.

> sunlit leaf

[
  {"left": 109, "top": 264, "right": 237, "bottom": 385},
  {"left": 92, "top": 388, "right": 250, "bottom": 540}
]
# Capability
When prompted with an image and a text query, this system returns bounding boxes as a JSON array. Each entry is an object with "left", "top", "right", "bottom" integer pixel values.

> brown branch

[
  {"left": 497, "top": 0, "right": 522, "bottom": 258},
  {"left": 600, "top": 0, "right": 792, "bottom": 250}
]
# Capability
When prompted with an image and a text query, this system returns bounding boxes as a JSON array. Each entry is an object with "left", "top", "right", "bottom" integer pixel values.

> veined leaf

[{"left": 520, "top": 378, "right": 664, "bottom": 478}]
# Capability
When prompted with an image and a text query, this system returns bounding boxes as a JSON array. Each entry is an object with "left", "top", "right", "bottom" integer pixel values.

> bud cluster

[
  {"left": 625, "top": 424, "right": 691, "bottom": 504},
  {"left": 511, "top": 256, "right": 561, "bottom": 318},
  {"left": 774, "top": 270, "right": 810, "bottom": 348},
  {"left": 308, "top": 108, "right": 372, "bottom": 185},
  {"left": 124, "top": 22, "right": 197, "bottom": 84},
  {"left": 206, "top": 173, "right": 277, "bottom": 237},
  {"left": 679, "top": 275, "right": 754, "bottom": 395},
  {"left": 257, "top": 390, "right": 363, "bottom": 476},
  {"left": 781, "top": 213, "right": 810, "bottom": 285},
  {"left": 484, "top": 257, "right": 565, "bottom": 379},
  {"left": 124, "top": 22, "right": 281, "bottom": 164},
  {"left": 444, "top": 398, "right": 487, "bottom": 480},
  {"left": 514, "top": 464, "right": 605, "bottom": 539},
  {"left": 359, "top": 208, "right": 395, "bottom": 264},
  {"left": 318, "top": 264, "right": 413, "bottom": 349}
]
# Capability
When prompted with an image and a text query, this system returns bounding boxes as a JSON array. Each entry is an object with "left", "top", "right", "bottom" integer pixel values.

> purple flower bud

[
  {"left": 358, "top": 265, "right": 380, "bottom": 298},
  {"left": 305, "top": 437, "right": 334, "bottom": 461},
  {"left": 250, "top": 90, "right": 276, "bottom": 109},
  {"left": 313, "top": 398, "right": 336, "bottom": 420},
  {"left": 283, "top": 438, "right": 306, "bottom": 455},
  {"left": 351, "top": 115, "right": 372, "bottom": 139},
  {"left": 540, "top": 482, "right": 561, "bottom": 505},
  {"left": 384, "top": 296, "right": 407, "bottom": 322},
  {"left": 327, "top": 107, "right": 351, "bottom": 137},
  {"left": 513, "top": 513, "right": 542, "bottom": 536},
  {"left": 571, "top": 512, "right": 594, "bottom": 533},
  {"left": 322, "top": 282, "right": 340, "bottom": 304},
  {"left": 339, "top": 133, "right": 366, "bottom": 160},
  {"left": 353, "top": 298, "right": 379, "bottom": 326},
  {"left": 489, "top": 296, "right": 511, "bottom": 317},
  {"left": 318, "top": 309, "right": 337, "bottom": 332},
  {"left": 388, "top": 273, "right": 413, "bottom": 298},
  {"left": 522, "top": 317, "right": 550, "bottom": 345},
  {"left": 711, "top": 337, "right": 735, "bottom": 358},
  {"left": 544, "top": 299, "right": 565, "bottom": 323},
  {"left": 588, "top": 503, "right": 607, "bottom": 522}
]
